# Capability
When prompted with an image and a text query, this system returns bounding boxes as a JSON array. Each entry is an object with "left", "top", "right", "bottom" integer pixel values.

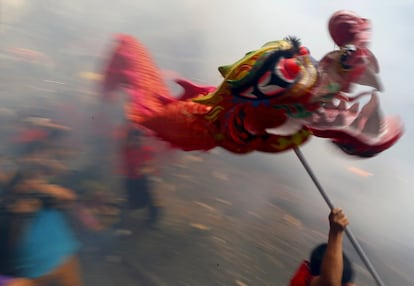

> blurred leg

[
  {"left": 52, "top": 255, "right": 83, "bottom": 286},
  {"left": 5, "top": 278, "right": 35, "bottom": 286}
]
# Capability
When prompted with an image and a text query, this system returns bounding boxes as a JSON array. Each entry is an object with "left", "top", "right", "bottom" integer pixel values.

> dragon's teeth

[
  {"left": 348, "top": 102, "right": 359, "bottom": 114},
  {"left": 337, "top": 101, "right": 346, "bottom": 110},
  {"left": 331, "top": 113, "right": 345, "bottom": 126}
]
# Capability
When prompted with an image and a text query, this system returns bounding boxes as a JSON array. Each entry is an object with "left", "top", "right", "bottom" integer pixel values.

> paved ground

[{"left": 75, "top": 151, "right": 389, "bottom": 286}]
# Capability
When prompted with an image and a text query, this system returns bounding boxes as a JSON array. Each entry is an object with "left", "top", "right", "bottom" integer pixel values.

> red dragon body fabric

[{"left": 101, "top": 10, "right": 403, "bottom": 158}]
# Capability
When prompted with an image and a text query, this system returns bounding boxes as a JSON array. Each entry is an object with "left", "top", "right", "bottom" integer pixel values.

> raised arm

[
  {"left": 310, "top": 208, "right": 349, "bottom": 286},
  {"left": 33, "top": 181, "right": 77, "bottom": 202}
]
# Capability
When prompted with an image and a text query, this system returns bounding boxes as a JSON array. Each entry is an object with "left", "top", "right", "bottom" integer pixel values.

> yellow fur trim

[{"left": 270, "top": 129, "right": 311, "bottom": 151}]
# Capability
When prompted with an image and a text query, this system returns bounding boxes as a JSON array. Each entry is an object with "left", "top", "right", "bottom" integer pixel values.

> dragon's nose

[{"left": 278, "top": 58, "right": 301, "bottom": 82}]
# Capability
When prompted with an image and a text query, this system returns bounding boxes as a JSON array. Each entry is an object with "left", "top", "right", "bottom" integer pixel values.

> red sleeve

[{"left": 290, "top": 261, "right": 312, "bottom": 286}]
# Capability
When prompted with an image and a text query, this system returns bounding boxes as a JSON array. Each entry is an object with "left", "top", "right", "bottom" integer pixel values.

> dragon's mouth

[
  {"left": 310, "top": 92, "right": 382, "bottom": 139},
  {"left": 306, "top": 91, "right": 403, "bottom": 156},
  {"left": 265, "top": 90, "right": 403, "bottom": 157}
]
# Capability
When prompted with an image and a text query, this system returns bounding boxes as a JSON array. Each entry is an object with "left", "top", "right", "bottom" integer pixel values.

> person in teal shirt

[
  {"left": 2, "top": 172, "right": 83, "bottom": 286},
  {"left": 13, "top": 208, "right": 80, "bottom": 279}
]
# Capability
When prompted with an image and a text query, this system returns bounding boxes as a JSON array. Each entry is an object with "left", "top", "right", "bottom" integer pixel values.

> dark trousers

[
  {"left": 120, "top": 177, "right": 158, "bottom": 225},
  {"left": 125, "top": 176, "right": 152, "bottom": 209}
]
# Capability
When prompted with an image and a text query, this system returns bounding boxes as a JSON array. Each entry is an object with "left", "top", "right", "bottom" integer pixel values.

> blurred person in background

[
  {"left": 117, "top": 124, "right": 161, "bottom": 229},
  {"left": 0, "top": 118, "right": 84, "bottom": 286},
  {"left": 0, "top": 173, "right": 34, "bottom": 286},
  {"left": 0, "top": 170, "right": 83, "bottom": 286},
  {"left": 290, "top": 208, "right": 356, "bottom": 286}
]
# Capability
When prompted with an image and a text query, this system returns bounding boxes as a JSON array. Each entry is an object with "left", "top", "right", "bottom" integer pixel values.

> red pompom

[{"left": 328, "top": 10, "right": 371, "bottom": 47}]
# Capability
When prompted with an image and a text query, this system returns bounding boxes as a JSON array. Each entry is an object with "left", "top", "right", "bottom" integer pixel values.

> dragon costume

[{"left": 101, "top": 10, "right": 403, "bottom": 158}]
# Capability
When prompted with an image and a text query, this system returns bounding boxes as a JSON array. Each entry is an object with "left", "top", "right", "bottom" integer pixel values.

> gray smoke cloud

[{"left": 1, "top": 0, "right": 414, "bottom": 283}]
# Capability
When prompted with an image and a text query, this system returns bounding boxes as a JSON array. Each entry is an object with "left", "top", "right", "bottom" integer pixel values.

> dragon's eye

[{"left": 339, "top": 44, "right": 356, "bottom": 70}]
